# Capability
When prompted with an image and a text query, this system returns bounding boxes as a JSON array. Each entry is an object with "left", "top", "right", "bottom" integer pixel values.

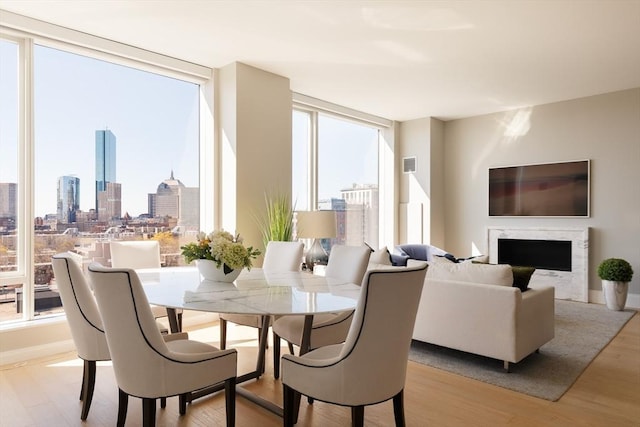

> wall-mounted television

[{"left": 489, "top": 160, "right": 590, "bottom": 217}]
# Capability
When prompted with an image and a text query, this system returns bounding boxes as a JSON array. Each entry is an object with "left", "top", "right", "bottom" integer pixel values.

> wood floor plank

[{"left": 1, "top": 312, "right": 637, "bottom": 426}]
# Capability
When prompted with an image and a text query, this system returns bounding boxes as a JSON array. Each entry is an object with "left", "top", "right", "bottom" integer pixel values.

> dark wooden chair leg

[
  {"left": 283, "top": 384, "right": 298, "bottom": 427},
  {"left": 351, "top": 406, "right": 364, "bottom": 427},
  {"left": 220, "top": 318, "right": 227, "bottom": 350},
  {"left": 142, "top": 398, "right": 156, "bottom": 427},
  {"left": 117, "top": 389, "right": 128, "bottom": 427},
  {"left": 179, "top": 393, "right": 187, "bottom": 415},
  {"left": 160, "top": 397, "right": 166, "bottom": 408},
  {"left": 177, "top": 311, "right": 183, "bottom": 331},
  {"left": 225, "top": 377, "right": 236, "bottom": 427},
  {"left": 80, "top": 360, "right": 96, "bottom": 420},
  {"left": 273, "top": 332, "right": 281, "bottom": 379},
  {"left": 79, "top": 362, "right": 86, "bottom": 400},
  {"left": 393, "top": 390, "right": 406, "bottom": 427},
  {"left": 288, "top": 342, "right": 295, "bottom": 354}
]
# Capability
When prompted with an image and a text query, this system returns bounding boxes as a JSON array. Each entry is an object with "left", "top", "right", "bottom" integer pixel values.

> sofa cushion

[{"left": 426, "top": 261, "right": 513, "bottom": 286}]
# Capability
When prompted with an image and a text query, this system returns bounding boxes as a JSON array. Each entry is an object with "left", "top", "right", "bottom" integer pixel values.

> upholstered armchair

[
  {"left": 87, "top": 263, "right": 237, "bottom": 427},
  {"left": 281, "top": 263, "right": 428, "bottom": 426},
  {"left": 272, "top": 244, "right": 371, "bottom": 378}
]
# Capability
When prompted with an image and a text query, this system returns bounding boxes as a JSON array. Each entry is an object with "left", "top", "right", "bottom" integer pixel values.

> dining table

[{"left": 136, "top": 266, "right": 362, "bottom": 416}]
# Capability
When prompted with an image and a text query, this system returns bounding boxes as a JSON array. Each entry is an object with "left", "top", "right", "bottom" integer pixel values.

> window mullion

[
  {"left": 17, "top": 36, "right": 35, "bottom": 319},
  {"left": 309, "top": 110, "right": 319, "bottom": 210}
]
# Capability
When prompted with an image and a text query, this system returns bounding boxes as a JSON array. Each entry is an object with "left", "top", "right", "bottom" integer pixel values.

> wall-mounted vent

[{"left": 403, "top": 157, "right": 416, "bottom": 173}]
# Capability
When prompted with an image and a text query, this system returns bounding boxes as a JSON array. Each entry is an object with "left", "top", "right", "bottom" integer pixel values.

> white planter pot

[
  {"left": 602, "top": 280, "right": 629, "bottom": 311},
  {"left": 196, "top": 259, "right": 242, "bottom": 282}
]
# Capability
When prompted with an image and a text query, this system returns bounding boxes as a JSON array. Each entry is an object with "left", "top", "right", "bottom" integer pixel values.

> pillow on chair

[{"left": 369, "top": 246, "right": 392, "bottom": 266}]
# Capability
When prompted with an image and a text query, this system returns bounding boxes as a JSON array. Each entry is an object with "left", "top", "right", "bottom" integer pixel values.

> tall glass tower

[
  {"left": 95, "top": 129, "right": 116, "bottom": 213},
  {"left": 57, "top": 175, "right": 80, "bottom": 223}
]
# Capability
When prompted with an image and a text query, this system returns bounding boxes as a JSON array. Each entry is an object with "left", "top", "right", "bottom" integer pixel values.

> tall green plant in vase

[{"left": 258, "top": 192, "right": 295, "bottom": 248}]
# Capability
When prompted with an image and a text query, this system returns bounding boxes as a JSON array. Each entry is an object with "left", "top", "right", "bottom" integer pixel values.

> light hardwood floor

[{"left": 1, "top": 312, "right": 638, "bottom": 427}]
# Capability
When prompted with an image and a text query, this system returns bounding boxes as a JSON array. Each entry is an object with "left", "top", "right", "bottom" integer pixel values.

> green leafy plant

[
  {"left": 257, "top": 192, "right": 295, "bottom": 248},
  {"left": 181, "top": 230, "right": 261, "bottom": 270},
  {"left": 597, "top": 258, "right": 634, "bottom": 282}
]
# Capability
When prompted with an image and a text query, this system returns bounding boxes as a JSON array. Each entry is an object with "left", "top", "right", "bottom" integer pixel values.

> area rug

[{"left": 408, "top": 300, "right": 636, "bottom": 401}]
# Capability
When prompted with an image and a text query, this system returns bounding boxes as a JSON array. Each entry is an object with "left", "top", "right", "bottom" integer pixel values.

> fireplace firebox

[{"left": 498, "top": 239, "right": 572, "bottom": 272}]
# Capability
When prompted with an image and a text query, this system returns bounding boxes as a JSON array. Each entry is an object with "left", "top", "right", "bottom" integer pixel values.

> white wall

[
  {"left": 397, "top": 118, "right": 445, "bottom": 248},
  {"left": 218, "top": 62, "right": 292, "bottom": 257},
  {"left": 438, "top": 89, "right": 640, "bottom": 300}
]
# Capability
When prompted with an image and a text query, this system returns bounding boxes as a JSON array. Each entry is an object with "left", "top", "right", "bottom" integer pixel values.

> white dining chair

[
  {"left": 110, "top": 240, "right": 182, "bottom": 332},
  {"left": 218, "top": 241, "right": 304, "bottom": 352},
  {"left": 272, "top": 244, "right": 371, "bottom": 378},
  {"left": 281, "top": 262, "right": 428, "bottom": 426},
  {"left": 51, "top": 252, "right": 112, "bottom": 421},
  {"left": 88, "top": 263, "right": 238, "bottom": 427}
]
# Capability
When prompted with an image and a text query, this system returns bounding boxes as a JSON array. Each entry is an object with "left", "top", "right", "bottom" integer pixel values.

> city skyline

[
  {"left": 1, "top": 40, "right": 379, "bottom": 221},
  {"left": 0, "top": 41, "right": 200, "bottom": 218}
]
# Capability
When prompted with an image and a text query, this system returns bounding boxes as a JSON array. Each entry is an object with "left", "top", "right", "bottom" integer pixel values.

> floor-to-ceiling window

[
  {"left": 0, "top": 37, "right": 21, "bottom": 320},
  {"left": 0, "top": 30, "right": 206, "bottom": 324},
  {"left": 293, "top": 103, "right": 387, "bottom": 255}
]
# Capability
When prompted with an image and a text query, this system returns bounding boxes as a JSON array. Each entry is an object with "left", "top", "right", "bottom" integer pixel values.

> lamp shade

[{"left": 295, "top": 210, "right": 337, "bottom": 239}]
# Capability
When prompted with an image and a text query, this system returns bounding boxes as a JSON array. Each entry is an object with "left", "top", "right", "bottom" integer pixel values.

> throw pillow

[
  {"left": 369, "top": 246, "right": 392, "bottom": 265},
  {"left": 511, "top": 266, "right": 536, "bottom": 292}
]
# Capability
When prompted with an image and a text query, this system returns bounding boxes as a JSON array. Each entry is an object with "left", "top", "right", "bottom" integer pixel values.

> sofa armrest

[{"left": 515, "top": 286, "right": 555, "bottom": 361}]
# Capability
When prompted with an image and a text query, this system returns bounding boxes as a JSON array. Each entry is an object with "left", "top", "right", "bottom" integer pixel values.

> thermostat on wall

[{"left": 403, "top": 156, "right": 417, "bottom": 173}]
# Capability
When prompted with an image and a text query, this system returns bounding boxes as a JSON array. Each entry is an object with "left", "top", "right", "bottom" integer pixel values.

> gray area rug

[{"left": 408, "top": 300, "right": 636, "bottom": 401}]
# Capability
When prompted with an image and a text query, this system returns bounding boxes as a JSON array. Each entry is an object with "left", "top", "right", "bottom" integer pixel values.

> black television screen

[{"left": 489, "top": 160, "right": 590, "bottom": 217}]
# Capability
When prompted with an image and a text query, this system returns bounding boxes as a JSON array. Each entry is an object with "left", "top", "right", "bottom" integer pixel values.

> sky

[
  {"left": 1, "top": 41, "right": 199, "bottom": 218},
  {"left": 1, "top": 39, "right": 378, "bottom": 219}
]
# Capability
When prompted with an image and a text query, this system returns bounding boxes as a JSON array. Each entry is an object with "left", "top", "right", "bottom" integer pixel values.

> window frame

[
  {"left": 0, "top": 18, "right": 213, "bottom": 325},
  {"left": 292, "top": 94, "right": 395, "bottom": 249}
]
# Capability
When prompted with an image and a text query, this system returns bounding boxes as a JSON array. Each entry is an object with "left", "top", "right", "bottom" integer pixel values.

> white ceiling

[{"left": 1, "top": 1, "right": 639, "bottom": 121}]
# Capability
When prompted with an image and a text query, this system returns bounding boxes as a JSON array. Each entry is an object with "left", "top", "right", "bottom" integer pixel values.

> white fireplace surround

[{"left": 487, "top": 227, "right": 589, "bottom": 302}]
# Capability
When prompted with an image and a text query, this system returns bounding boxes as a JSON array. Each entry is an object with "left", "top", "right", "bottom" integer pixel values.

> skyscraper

[
  {"left": 56, "top": 176, "right": 80, "bottom": 223},
  {"left": 148, "top": 171, "right": 199, "bottom": 227},
  {"left": 97, "top": 182, "right": 121, "bottom": 221},
  {"left": 0, "top": 182, "right": 17, "bottom": 230},
  {"left": 95, "top": 129, "right": 116, "bottom": 213}
]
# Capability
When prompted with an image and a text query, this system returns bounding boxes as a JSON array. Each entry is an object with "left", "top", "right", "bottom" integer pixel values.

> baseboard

[
  {"left": 0, "top": 339, "right": 76, "bottom": 367},
  {"left": 589, "top": 290, "right": 640, "bottom": 310},
  {"left": 0, "top": 312, "right": 219, "bottom": 367}
]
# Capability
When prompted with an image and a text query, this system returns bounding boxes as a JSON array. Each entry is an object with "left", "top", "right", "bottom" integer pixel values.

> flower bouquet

[{"left": 181, "top": 230, "right": 261, "bottom": 281}]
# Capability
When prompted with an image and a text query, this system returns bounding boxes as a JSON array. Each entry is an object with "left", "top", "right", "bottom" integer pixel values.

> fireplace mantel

[{"left": 487, "top": 227, "right": 589, "bottom": 302}]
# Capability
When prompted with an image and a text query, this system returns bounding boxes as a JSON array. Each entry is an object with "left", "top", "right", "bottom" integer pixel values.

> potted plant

[
  {"left": 597, "top": 258, "right": 634, "bottom": 310},
  {"left": 181, "top": 230, "right": 261, "bottom": 282},
  {"left": 257, "top": 192, "right": 295, "bottom": 248}
]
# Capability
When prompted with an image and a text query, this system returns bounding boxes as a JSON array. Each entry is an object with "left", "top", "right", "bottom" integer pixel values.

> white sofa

[{"left": 410, "top": 260, "right": 555, "bottom": 371}]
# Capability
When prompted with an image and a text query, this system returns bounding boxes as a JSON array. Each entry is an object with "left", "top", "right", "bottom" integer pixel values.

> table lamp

[{"left": 295, "top": 210, "right": 337, "bottom": 271}]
